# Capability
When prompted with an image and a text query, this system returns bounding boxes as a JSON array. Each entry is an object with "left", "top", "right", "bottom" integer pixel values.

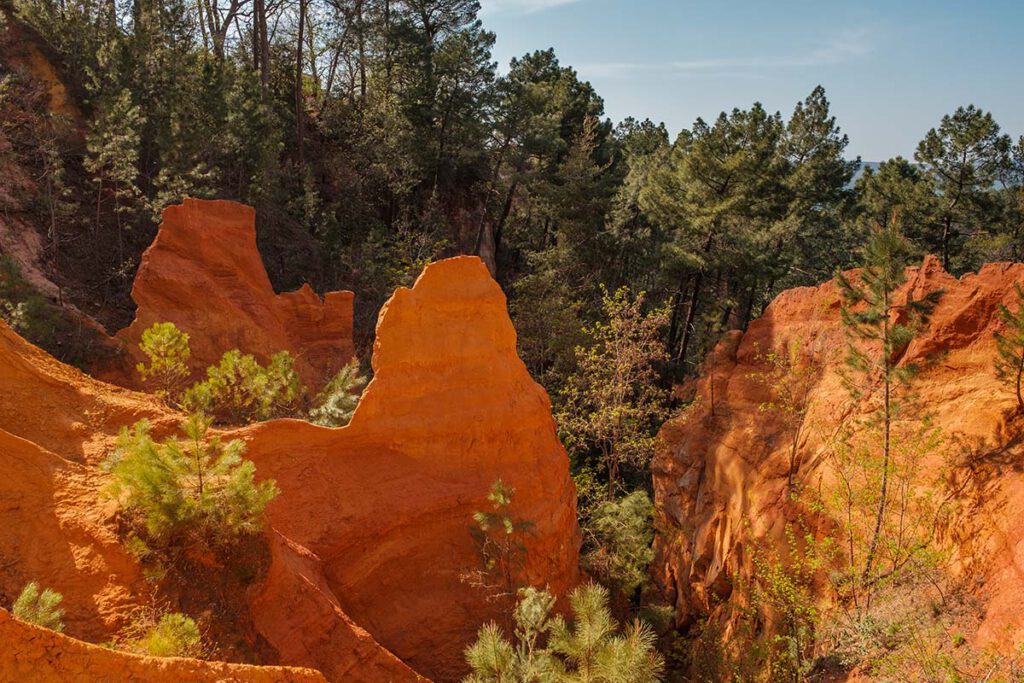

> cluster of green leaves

[
  {"left": 117, "top": 608, "right": 203, "bottom": 658},
  {"left": 136, "top": 321, "right": 366, "bottom": 426},
  {"left": 12, "top": 581, "right": 65, "bottom": 632},
  {"left": 557, "top": 287, "right": 670, "bottom": 498},
  {"left": 581, "top": 491, "right": 655, "bottom": 601},
  {"left": 308, "top": 359, "right": 368, "bottom": 427},
  {"left": 464, "top": 583, "right": 665, "bottom": 683},
  {"left": 103, "top": 413, "right": 279, "bottom": 548},
  {"left": 183, "top": 350, "right": 303, "bottom": 424},
  {"left": 136, "top": 321, "right": 191, "bottom": 402}
]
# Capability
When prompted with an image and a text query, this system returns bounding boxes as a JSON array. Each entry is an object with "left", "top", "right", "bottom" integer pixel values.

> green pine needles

[
  {"left": 464, "top": 583, "right": 665, "bottom": 683},
  {"left": 136, "top": 321, "right": 191, "bottom": 403},
  {"left": 309, "top": 359, "right": 367, "bottom": 427},
  {"left": 994, "top": 283, "right": 1024, "bottom": 413},
  {"left": 103, "top": 413, "right": 279, "bottom": 547},
  {"left": 12, "top": 581, "right": 65, "bottom": 632},
  {"left": 835, "top": 219, "right": 942, "bottom": 581}
]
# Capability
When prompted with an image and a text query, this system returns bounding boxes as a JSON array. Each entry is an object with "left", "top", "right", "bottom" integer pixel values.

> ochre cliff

[
  {"left": 0, "top": 252, "right": 580, "bottom": 680},
  {"left": 112, "top": 198, "right": 355, "bottom": 389},
  {"left": 241, "top": 256, "right": 581, "bottom": 680},
  {"left": 652, "top": 256, "right": 1024, "bottom": 654},
  {"left": 0, "top": 609, "right": 325, "bottom": 682}
]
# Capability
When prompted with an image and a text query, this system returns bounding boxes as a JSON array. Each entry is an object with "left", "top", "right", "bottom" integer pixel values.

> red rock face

[
  {"left": 0, "top": 253, "right": 580, "bottom": 680},
  {"left": 0, "top": 610, "right": 325, "bottom": 682},
  {"left": 115, "top": 198, "right": 355, "bottom": 389},
  {"left": 242, "top": 256, "right": 581, "bottom": 680},
  {"left": 653, "top": 256, "right": 1024, "bottom": 652}
]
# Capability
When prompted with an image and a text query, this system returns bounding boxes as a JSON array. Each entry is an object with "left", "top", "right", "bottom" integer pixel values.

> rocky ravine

[
  {"left": 0, "top": 200, "right": 580, "bottom": 681},
  {"left": 653, "top": 255, "right": 1024, "bottom": 655}
]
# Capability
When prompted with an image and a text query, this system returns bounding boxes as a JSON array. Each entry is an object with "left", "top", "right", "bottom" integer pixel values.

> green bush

[
  {"left": 582, "top": 490, "right": 656, "bottom": 599},
  {"left": 464, "top": 583, "right": 665, "bottom": 682},
  {"left": 308, "top": 359, "right": 367, "bottom": 427},
  {"left": 123, "top": 610, "right": 202, "bottom": 658},
  {"left": 136, "top": 322, "right": 191, "bottom": 403},
  {"left": 103, "top": 413, "right": 279, "bottom": 547},
  {"left": 12, "top": 581, "right": 65, "bottom": 632},
  {"left": 183, "top": 350, "right": 303, "bottom": 424},
  {"left": 0, "top": 256, "right": 63, "bottom": 346}
]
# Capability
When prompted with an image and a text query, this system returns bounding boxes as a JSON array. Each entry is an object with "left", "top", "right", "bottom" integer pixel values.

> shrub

[
  {"left": 122, "top": 610, "right": 202, "bottom": 658},
  {"left": 0, "top": 256, "right": 64, "bottom": 350},
  {"left": 12, "top": 581, "right": 65, "bottom": 632},
  {"left": 136, "top": 322, "right": 191, "bottom": 403},
  {"left": 103, "top": 413, "right": 279, "bottom": 547},
  {"left": 308, "top": 359, "right": 367, "bottom": 427},
  {"left": 464, "top": 582, "right": 665, "bottom": 682},
  {"left": 582, "top": 490, "right": 656, "bottom": 600},
  {"left": 183, "top": 350, "right": 302, "bottom": 424}
]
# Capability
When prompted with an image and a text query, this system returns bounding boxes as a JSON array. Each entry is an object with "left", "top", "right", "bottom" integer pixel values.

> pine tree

[
  {"left": 463, "top": 583, "right": 665, "bottom": 683},
  {"left": 309, "top": 359, "right": 367, "bottom": 426},
  {"left": 994, "top": 283, "right": 1024, "bottom": 413},
  {"left": 136, "top": 322, "right": 191, "bottom": 403},
  {"left": 103, "top": 413, "right": 279, "bottom": 546},
  {"left": 12, "top": 582, "right": 65, "bottom": 632},
  {"left": 835, "top": 219, "right": 942, "bottom": 580},
  {"left": 915, "top": 105, "right": 1012, "bottom": 272}
]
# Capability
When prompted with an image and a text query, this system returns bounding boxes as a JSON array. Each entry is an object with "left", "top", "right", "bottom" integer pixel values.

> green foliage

[
  {"left": 557, "top": 286, "right": 669, "bottom": 497},
  {"left": 834, "top": 219, "right": 943, "bottom": 582},
  {"left": 183, "top": 350, "right": 303, "bottom": 425},
  {"left": 0, "top": 256, "right": 62, "bottom": 346},
  {"left": 103, "top": 413, "right": 279, "bottom": 547},
  {"left": 914, "top": 105, "right": 1013, "bottom": 272},
  {"left": 12, "top": 581, "right": 65, "bottom": 632},
  {"left": 582, "top": 491, "right": 655, "bottom": 599},
  {"left": 466, "top": 480, "right": 534, "bottom": 603},
  {"left": 136, "top": 322, "right": 191, "bottom": 403},
  {"left": 122, "top": 609, "right": 202, "bottom": 658},
  {"left": 309, "top": 359, "right": 367, "bottom": 427},
  {"left": 994, "top": 283, "right": 1024, "bottom": 412},
  {"left": 464, "top": 583, "right": 665, "bottom": 682}
]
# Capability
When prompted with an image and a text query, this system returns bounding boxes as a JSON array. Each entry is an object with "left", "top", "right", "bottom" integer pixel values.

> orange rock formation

[
  {"left": 242, "top": 256, "right": 581, "bottom": 680},
  {"left": 0, "top": 252, "right": 580, "bottom": 680},
  {"left": 114, "top": 198, "right": 355, "bottom": 389},
  {"left": 0, "top": 610, "right": 325, "bottom": 682},
  {"left": 653, "top": 256, "right": 1024, "bottom": 653}
]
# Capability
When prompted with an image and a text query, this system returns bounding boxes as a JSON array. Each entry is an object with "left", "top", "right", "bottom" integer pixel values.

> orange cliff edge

[
  {"left": 107, "top": 198, "right": 356, "bottom": 390},
  {"left": 0, "top": 209, "right": 581, "bottom": 681},
  {"left": 652, "top": 255, "right": 1024, "bottom": 654}
]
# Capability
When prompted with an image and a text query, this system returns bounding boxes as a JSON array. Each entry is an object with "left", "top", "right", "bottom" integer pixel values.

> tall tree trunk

[{"left": 863, "top": 288, "right": 892, "bottom": 580}]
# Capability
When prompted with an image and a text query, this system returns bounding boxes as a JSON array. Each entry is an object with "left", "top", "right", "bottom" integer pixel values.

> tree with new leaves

[
  {"left": 463, "top": 583, "right": 664, "bottom": 682},
  {"left": 103, "top": 413, "right": 279, "bottom": 547},
  {"left": 136, "top": 322, "right": 191, "bottom": 403},
  {"left": 994, "top": 283, "right": 1024, "bottom": 413},
  {"left": 558, "top": 287, "right": 669, "bottom": 498},
  {"left": 835, "top": 218, "right": 942, "bottom": 580},
  {"left": 12, "top": 582, "right": 65, "bottom": 632}
]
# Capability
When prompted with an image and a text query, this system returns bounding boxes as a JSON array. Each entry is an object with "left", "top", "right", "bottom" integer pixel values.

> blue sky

[{"left": 479, "top": 0, "right": 1024, "bottom": 161}]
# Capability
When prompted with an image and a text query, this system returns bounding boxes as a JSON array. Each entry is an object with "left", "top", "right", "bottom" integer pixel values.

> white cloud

[
  {"left": 581, "top": 27, "right": 872, "bottom": 78},
  {"left": 479, "top": 0, "right": 583, "bottom": 16}
]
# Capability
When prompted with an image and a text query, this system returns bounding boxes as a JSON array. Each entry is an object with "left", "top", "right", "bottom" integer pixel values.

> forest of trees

[{"left": 2, "top": 0, "right": 1024, "bottom": 679}]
